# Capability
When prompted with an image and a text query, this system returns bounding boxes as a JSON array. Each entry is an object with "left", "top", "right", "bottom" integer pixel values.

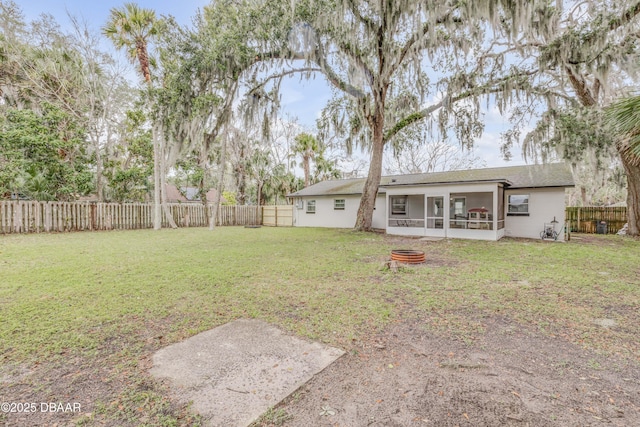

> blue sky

[
  {"left": 18, "top": 0, "right": 208, "bottom": 28},
  {"left": 17, "top": 0, "right": 526, "bottom": 169}
]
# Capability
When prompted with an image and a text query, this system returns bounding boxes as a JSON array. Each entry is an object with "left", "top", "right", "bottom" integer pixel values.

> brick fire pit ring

[{"left": 391, "top": 249, "right": 426, "bottom": 264}]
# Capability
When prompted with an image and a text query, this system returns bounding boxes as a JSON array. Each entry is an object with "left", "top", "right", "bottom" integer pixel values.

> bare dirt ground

[
  {"left": 256, "top": 316, "right": 639, "bottom": 427},
  {"left": 4, "top": 314, "right": 638, "bottom": 427}
]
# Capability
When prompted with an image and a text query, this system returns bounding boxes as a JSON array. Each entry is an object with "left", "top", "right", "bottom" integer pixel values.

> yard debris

[
  {"left": 439, "top": 361, "right": 487, "bottom": 370},
  {"left": 383, "top": 260, "right": 402, "bottom": 272},
  {"left": 593, "top": 319, "right": 617, "bottom": 328},
  {"left": 617, "top": 223, "right": 628, "bottom": 235},
  {"left": 319, "top": 406, "right": 336, "bottom": 416}
]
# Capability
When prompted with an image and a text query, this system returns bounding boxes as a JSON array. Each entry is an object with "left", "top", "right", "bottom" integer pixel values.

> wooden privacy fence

[
  {"left": 565, "top": 206, "right": 627, "bottom": 234},
  {"left": 262, "top": 205, "right": 293, "bottom": 227},
  {"left": 0, "top": 201, "right": 271, "bottom": 234},
  {"left": 217, "top": 205, "right": 262, "bottom": 226}
]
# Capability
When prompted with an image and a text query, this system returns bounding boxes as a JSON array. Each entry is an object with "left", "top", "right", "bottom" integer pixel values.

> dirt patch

[
  {"left": 255, "top": 317, "right": 639, "bottom": 427},
  {"left": 569, "top": 233, "right": 639, "bottom": 245},
  {"left": 3, "top": 317, "right": 638, "bottom": 427}
]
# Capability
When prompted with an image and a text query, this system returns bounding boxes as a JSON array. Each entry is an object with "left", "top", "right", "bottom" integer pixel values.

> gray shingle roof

[{"left": 288, "top": 163, "right": 574, "bottom": 197}]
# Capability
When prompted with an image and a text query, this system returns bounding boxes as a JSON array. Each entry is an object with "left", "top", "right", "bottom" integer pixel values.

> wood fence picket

[{"left": 0, "top": 201, "right": 276, "bottom": 234}]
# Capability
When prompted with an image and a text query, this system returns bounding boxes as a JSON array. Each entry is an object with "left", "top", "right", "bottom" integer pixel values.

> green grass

[
  {"left": 0, "top": 227, "right": 399, "bottom": 363},
  {"left": 1, "top": 228, "right": 639, "bottom": 425},
  {"left": 1, "top": 228, "right": 639, "bottom": 362}
]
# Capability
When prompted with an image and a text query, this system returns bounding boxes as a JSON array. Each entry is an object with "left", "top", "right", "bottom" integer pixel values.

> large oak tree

[{"left": 240, "top": 0, "right": 551, "bottom": 230}]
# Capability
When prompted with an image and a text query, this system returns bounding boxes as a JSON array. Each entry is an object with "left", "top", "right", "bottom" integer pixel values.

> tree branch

[
  {"left": 383, "top": 70, "right": 537, "bottom": 142},
  {"left": 607, "top": 0, "right": 640, "bottom": 31},
  {"left": 255, "top": 48, "right": 366, "bottom": 99},
  {"left": 393, "top": 5, "right": 461, "bottom": 77},
  {"left": 246, "top": 67, "right": 322, "bottom": 96},
  {"left": 565, "top": 65, "right": 596, "bottom": 107},
  {"left": 344, "top": 0, "right": 376, "bottom": 33}
]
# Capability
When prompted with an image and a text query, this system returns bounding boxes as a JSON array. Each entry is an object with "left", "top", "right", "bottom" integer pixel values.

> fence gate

[{"left": 262, "top": 205, "right": 293, "bottom": 227}]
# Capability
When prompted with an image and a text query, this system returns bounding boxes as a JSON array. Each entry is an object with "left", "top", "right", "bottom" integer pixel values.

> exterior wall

[
  {"left": 292, "top": 194, "right": 386, "bottom": 229},
  {"left": 372, "top": 196, "right": 387, "bottom": 229},
  {"left": 291, "top": 184, "right": 568, "bottom": 241},
  {"left": 504, "top": 188, "right": 567, "bottom": 240}
]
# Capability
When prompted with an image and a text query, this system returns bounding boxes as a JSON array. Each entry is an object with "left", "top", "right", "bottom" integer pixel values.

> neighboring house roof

[
  {"left": 165, "top": 184, "right": 221, "bottom": 203},
  {"left": 288, "top": 163, "right": 574, "bottom": 197}
]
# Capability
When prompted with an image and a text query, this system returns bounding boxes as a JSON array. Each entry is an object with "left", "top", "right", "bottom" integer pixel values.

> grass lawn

[{"left": 1, "top": 227, "right": 639, "bottom": 426}]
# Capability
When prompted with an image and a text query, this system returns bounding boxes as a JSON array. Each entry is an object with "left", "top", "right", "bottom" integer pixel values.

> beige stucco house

[{"left": 288, "top": 163, "right": 574, "bottom": 241}]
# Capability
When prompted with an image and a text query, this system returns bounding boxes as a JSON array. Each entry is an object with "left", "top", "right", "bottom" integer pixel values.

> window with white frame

[
  {"left": 306, "top": 200, "right": 316, "bottom": 213},
  {"left": 334, "top": 199, "right": 345, "bottom": 210},
  {"left": 507, "top": 194, "right": 529, "bottom": 215},
  {"left": 391, "top": 196, "right": 407, "bottom": 215}
]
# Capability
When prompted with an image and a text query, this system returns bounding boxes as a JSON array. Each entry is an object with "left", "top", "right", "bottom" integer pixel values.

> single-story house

[{"left": 288, "top": 163, "right": 574, "bottom": 241}]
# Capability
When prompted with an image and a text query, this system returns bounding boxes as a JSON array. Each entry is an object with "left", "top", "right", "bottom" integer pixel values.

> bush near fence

[
  {"left": 565, "top": 206, "right": 627, "bottom": 234},
  {"left": 0, "top": 201, "right": 272, "bottom": 234}
]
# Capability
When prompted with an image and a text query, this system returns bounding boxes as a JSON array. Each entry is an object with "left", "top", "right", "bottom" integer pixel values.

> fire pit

[{"left": 391, "top": 249, "right": 426, "bottom": 264}]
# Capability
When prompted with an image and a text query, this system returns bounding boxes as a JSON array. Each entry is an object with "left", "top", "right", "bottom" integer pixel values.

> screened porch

[{"left": 386, "top": 186, "right": 505, "bottom": 238}]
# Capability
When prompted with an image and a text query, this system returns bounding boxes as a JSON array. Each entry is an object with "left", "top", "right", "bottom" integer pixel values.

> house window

[
  {"left": 507, "top": 194, "right": 529, "bottom": 215},
  {"left": 295, "top": 199, "right": 304, "bottom": 209},
  {"left": 391, "top": 196, "right": 407, "bottom": 215},
  {"left": 306, "top": 200, "right": 316, "bottom": 214},
  {"left": 334, "top": 199, "right": 345, "bottom": 210}
]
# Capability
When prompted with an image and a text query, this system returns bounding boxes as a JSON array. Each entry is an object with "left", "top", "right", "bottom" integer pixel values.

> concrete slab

[{"left": 150, "top": 319, "right": 345, "bottom": 427}]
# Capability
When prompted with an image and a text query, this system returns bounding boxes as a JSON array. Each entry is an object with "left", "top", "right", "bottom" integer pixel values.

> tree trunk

[
  {"left": 257, "top": 182, "right": 263, "bottom": 208},
  {"left": 152, "top": 126, "right": 162, "bottom": 230},
  {"left": 159, "top": 137, "right": 178, "bottom": 229},
  {"left": 199, "top": 175, "right": 210, "bottom": 228},
  {"left": 621, "top": 154, "right": 640, "bottom": 236},
  {"left": 95, "top": 145, "right": 103, "bottom": 201},
  {"left": 354, "top": 116, "right": 385, "bottom": 231},
  {"left": 303, "top": 154, "right": 310, "bottom": 188},
  {"left": 235, "top": 163, "right": 246, "bottom": 205},
  {"left": 210, "top": 127, "right": 229, "bottom": 230}
]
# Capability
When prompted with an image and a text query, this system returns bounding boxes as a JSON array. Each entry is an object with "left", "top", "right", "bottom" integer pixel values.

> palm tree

[
  {"left": 607, "top": 95, "right": 640, "bottom": 236},
  {"left": 292, "top": 133, "right": 319, "bottom": 188},
  {"left": 103, "top": 3, "right": 177, "bottom": 229},
  {"left": 102, "top": 3, "right": 159, "bottom": 83},
  {"left": 314, "top": 154, "right": 341, "bottom": 183},
  {"left": 607, "top": 95, "right": 640, "bottom": 161}
]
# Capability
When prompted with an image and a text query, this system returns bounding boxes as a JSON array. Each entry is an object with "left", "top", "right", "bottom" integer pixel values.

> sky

[{"left": 16, "top": 0, "right": 527, "bottom": 171}]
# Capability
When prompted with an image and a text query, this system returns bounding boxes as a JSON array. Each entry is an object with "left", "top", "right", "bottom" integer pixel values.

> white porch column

[
  {"left": 492, "top": 185, "right": 498, "bottom": 232},
  {"left": 444, "top": 191, "right": 450, "bottom": 238},
  {"left": 424, "top": 194, "right": 428, "bottom": 235}
]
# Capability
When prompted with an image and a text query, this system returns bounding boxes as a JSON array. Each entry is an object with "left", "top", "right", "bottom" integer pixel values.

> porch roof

[{"left": 288, "top": 163, "right": 574, "bottom": 197}]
